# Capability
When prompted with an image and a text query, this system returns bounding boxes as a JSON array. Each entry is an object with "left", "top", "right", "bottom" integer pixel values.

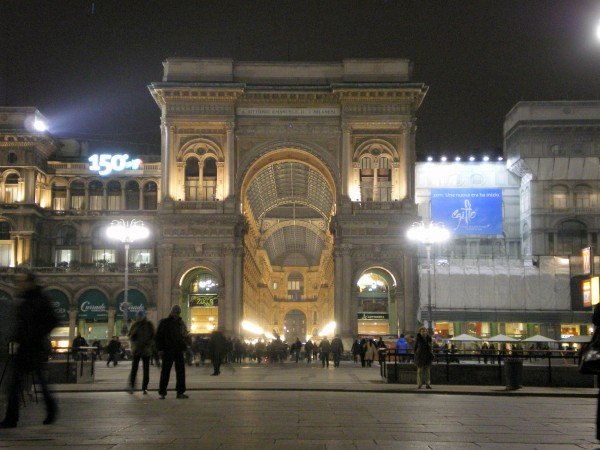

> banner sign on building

[
  {"left": 45, "top": 289, "right": 70, "bottom": 323},
  {"left": 582, "top": 247, "right": 593, "bottom": 276},
  {"left": 431, "top": 188, "right": 503, "bottom": 235},
  {"left": 189, "top": 294, "right": 218, "bottom": 307},
  {"left": 77, "top": 289, "right": 108, "bottom": 321},
  {"left": 116, "top": 289, "right": 148, "bottom": 319},
  {"left": 357, "top": 313, "right": 389, "bottom": 320}
]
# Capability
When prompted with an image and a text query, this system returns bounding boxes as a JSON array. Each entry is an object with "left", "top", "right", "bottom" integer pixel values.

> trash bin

[{"left": 504, "top": 358, "right": 523, "bottom": 390}]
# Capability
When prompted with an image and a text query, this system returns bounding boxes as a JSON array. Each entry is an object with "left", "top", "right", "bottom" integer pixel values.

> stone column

[
  {"left": 24, "top": 169, "right": 36, "bottom": 204},
  {"left": 225, "top": 122, "right": 235, "bottom": 199},
  {"left": 341, "top": 245, "right": 353, "bottom": 338},
  {"left": 156, "top": 243, "right": 173, "bottom": 320},
  {"left": 397, "top": 124, "right": 409, "bottom": 200},
  {"left": 333, "top": 246, "right": 344, "bottom": 334},
  {"left": 403, "top": 251, "right": 418, "bottom": 335},
  {"left": 223, "top": 246, "right": 235, "bottom": 335},
  {"left": 107, "top": 308, "right": 115, "bottom": 338},
  {"left": 160, "top": 124, "right": 173, "bottom": 201},
  {"left": 21, "top": 235, "right": 31, "bottom": 266},
  {"left": 352, "top": 163, "right": 360, "bottom": 201},
  {"left": 232, "top": 246, "right": 244, "bottom": 336},
  {"left": 342, "top": 125, "right": 352, "bottom": 198},
  {"left": 138, "top": 187, "right": 143, "bottom": 210},
  {"left": 102, "top": 187, "right": 107, "bottom": 210},
  {"left": 407, "top": 123, "right": 417, "bottom": 200},
  {"left": 373, "top": 161, "right": 379, "bottom": 201},
  {"left": 216, "top": 162, "right": 225, "bottom": 200},
  {"left": 198, "top": 160, "right": 204, "bottom": 200},
  {"left": 84, "top": 186, "right": 90, "bottom": 211},
  {"left": 68, "top": 309, "right": 78, "bottom": 344}
]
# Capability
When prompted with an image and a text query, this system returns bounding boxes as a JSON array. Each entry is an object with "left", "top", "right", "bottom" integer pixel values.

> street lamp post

[
  {"left": 407, "top": 222, "right": 450, "bottom": 335},
  {"left": 106, "top": 219, "right": 150, "bottom": 335}
]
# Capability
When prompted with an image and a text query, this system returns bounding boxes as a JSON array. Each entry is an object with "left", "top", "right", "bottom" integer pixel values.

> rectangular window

[
  {"left": 4, "top": 186, "right": 18, "bottom": 203},
  {"left": 53, "top": 197, "right": 66, "bottom": 211},
  {"left": 89, "top": 195, "right": 103, "bottom": 211},
  {"left": 553, "top": 194, "right": 567, "bottom": 209},
  {"left": 185, "top": 180, "right": 199, "bottom": 201},
  {"left": 360, "top": 179, "right": 374, "bottom": 202},
  {"left": 202, "top": 179, "right": 217, "bottom": 201},
  {"left": 92, "top": 249, "right": 116, "bottom": 263},
  {"left": 129, "top": 249, "right": 152, "bottom": 267},
  {"left": 107, "top": 196, "right": 121, "bottom": 210},
  {"left": 377, "top": 182, "right": 392, "bottom": 201},
  {"left": 70, "top": 195, "right": 84, "bottom": 210},
  {"left": 0, "top": 243, "right": 12, "bottom": 267},
  {"left": 287, "top": 280, "right": 300, "bottom": 291},
  {"left": 55, "top": 249, "right": 75, "bottom": 266}
]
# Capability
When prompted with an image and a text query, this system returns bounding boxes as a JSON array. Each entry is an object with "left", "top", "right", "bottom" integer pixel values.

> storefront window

[
  {"left": 464, "top": 322, "right": 491, "bottom": 337},
  {"left": 505, "top": 322, "right": 525, "bottom": 338},
  {"left": 182, "top": 269, "right": 219, "bottom": 334},
  {"left": 561, "top": 324, "right": 580, "bottom": 338},
  {"left": 129, "top": 249, "right": 152, "bottom": 267},
  {"left": 434, "top": 322, "right": 454, "bottom": 338},
  {"left": 92, "top": 249, "right": 116, "bottom": 264}
]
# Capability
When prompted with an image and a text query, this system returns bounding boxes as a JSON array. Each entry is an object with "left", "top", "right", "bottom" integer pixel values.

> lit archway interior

[
  {"left": 241, "top": 157, "right": 335, "bottom": 339},
  {"left": 356, "top": 268, "right": 397, "bottom": 336},
  {"left": 180, "top": 268, "right": 219, "bottom": 334}
]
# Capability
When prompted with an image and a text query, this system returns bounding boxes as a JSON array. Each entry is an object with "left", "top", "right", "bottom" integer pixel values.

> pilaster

[
  {"left": 156, "top": 243, "right": 173, "bottom": 320},
  {"left": 225, "top": 122, "right": 235, "bottom": 199}
]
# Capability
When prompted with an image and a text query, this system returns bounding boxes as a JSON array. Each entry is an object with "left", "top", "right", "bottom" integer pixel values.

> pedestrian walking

[
  {"left": 156, "top": 305, "right": 189, "bottom": 399},
  {"left": 1, "top": 272, "right": 58, "bottom": 428},
  {"left": 291, "top": 337, "right": 302, "bottom": 363},
  {"left": 364, "top": 339, "right": 377, "bottom": 367},
  {"left": 396, "top": 334, "right": 409, "bottom": 362},
  {"left": 359, "top": 337, "right": 367, "bottom": 367},
  {"left": 91, "top": 339, "right": 102, "bottom": 361},
  {"left": 127, "top": 310, "right": 155, "bottom": 395},
  {"left": 319, "top": 337, "right": 331, "bottom": 368},
  {"left": 304, "top": 339, "right": 314, "bottom": 363},
  {"left": 330, "top": 334, "right": 344, "bottom": 367},
  {"left": 208, "top": 329, "right": 227, "bottom": 376},
  {"left": 376, "top": 336, "right": 387, "bottom": 365},
  {"left": 414, "top": 327, "right": 434, "bottom": 389},
  {"left": 481, "top": 342, "right": 489, "bottom": 364},
  {"left": 351, "top": 338, "right": 361, "bottom": 363},
  {"left": 106, "top": 336, "right": 121, "bottom": 367},
  {"left": 72, "top": 333, "right": 88, "bottom": 361}
]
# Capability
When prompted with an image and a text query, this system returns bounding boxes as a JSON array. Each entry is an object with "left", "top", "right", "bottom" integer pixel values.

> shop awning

[
  {"left": 45, "top": 289, "right": 70, "bottom": 323},
  {"left": 448, "top": 334, "right": 481, "bottom": 342},
  {"left": 486, "top": 334, "right": 520, "bottom": 342},
  {"left": 522, "top": 334, "right": 556, "bottom": 343},
  {"left": 116, "top": 289, "right": 148, "bottom": 319},
  {"left": 77, "top": 289, "right": 108, "bottom": 321}
]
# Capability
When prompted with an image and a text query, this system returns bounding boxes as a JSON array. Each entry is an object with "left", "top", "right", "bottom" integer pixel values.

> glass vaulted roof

[{"left": 246, "top": 162, "right": 334, "bottom": 267}]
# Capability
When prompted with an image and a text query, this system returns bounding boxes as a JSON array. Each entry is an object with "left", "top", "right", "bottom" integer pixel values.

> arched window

[
  {"left": 4, "top": 174, "right": 19, "bottom": 203},
  {"left": 287, "top": 271, "right": 304, "bottom": 301},
  {"left": 377, "top": 156, "right": 392, "bottom": 201},
  {"left": 143, "top": 182, "right": 158, "bottom": 210},
  {"left": 52, "top": 182, "right": 67, "bottom": 211},
  {"left": 70, "top": 180, "right": 85, "bottom": 210},
  {"left": 125, "top": 181, "right": 140, "bottom": 210},
  {"left": 359, "top": 156, "right": 373, "bottom": 201},
  {"left": 0, "top": 222, "right": 12, "bottom": 267},
  {"left": 107, "top": 181, "right": 121, "bottom": 210},
  {"left": 202, "top": 158, "right": 217, "bottom": 201},
  {"left": 55, "top": 225, "right": 78, "bottom": 266},
  {"left": 551, "top": 185, "right": 568, "bottom": 209},
  {"left": 89, "top": 181, "right": 103, "bottom": 211},
  {"left": 185, "top": 157, "right": 200, "bottom": 201},
  {"left": 556, "top": 220, "right": 587, "bottom": 256},
  {"left": 574, "top": 185, "right": 592, "bottom": 209}
]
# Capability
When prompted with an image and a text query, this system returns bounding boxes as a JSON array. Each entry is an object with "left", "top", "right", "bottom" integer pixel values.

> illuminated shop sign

[
  {"left": 88, "top": 154, "right": 142, "bottom": 176},
  {"left": 357, "top": 313, "right": 389, "bottom": 320},
  {"left": 431, "top": 188, "right": 503, "bottom": 235},
  {"left": 583, "top": 277, "right": 600, "bottom": 308}
]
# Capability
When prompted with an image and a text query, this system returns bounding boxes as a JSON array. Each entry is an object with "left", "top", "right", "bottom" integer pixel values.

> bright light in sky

[
  {"left": 596, "top": 20, "right": 600, "bottom": 40},
  {"left": 33, "top": 118, "right": 48, "bottom": 132}
]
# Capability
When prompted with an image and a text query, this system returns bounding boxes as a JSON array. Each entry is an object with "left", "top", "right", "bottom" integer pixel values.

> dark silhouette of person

[
  {"left": 72, "top": 333, "right": 88, "bottom": 361},
  {"left": 1, "top": 272, "right": 58, "bottom": 428},
  {"left": 330, "top": 334, "right": 344, "bottom": 367},
  {"left": 304, "top": 339, "right": 314, "bottom": 363},
  {"left": 319, "top": 337, "right": 331, "bottom": 368},
  {"left": 156, "top": 304, "right": 189, "bottom": 399},
  {"left": 208, "top": 330, "right": 227, "bottom": 375},
  {"left": 127, "top": 310, "right": 155, "bottom": 394},
  {"left": 106, "top": 336, "right": 121, "bottom": 367}
]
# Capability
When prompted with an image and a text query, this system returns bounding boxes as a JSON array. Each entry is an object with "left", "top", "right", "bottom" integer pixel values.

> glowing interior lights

[
  {"left": 440, "top": 156, "right": 447, "bottom": 162},
  {"left": 469, "top": 156, "right": 475, "bottom": 162},
  {"left": 482, "top": 155, "right": 490, "bottom": 162},
  {"left": 454, "top": 156, "right": 461, "bottom": 162},
  {"left": 426, "top": 156, "right": 433, "bottom": 162},
  {"left": 198, "top": 279, "right": 217, "bottom": 291},
  {"left": 497, "top": 156, "right": 504, "bottom": 161},
  {"left": 241, "top": 320, "right": 264, "bottom": 335},
  {"left": 318, "top": 321, "right": 336, "bottom": 337}
]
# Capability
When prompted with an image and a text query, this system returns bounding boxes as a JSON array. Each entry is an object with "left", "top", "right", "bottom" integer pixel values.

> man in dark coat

[
  {"left": 72, "top": 333, "right": 88, "bottom": 361},
  {"left": 156, "top": 304, "right": 189, "bottom": 398},
  {"left": 304, "top": 339, "right": 314, "bottom": 363},
  {"left": 330, "top": 334, "right": 344, "bottom": 367},
  {"left": 1, "top": 272, "right": 58, "bottom": 428},
  {"left": 127, "top": 310, "right": 155, "bottom": 394},
  {"left": 106, "top": 336, "right": 121, "bottom": 367},
  {"left": 208, "top": 329, "right": 227, "bottom": 376},
  {"left": 319, "top": 337, "right": 331, "bottom": 368}
]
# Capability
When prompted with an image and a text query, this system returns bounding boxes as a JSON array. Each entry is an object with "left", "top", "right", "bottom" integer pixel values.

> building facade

[
  {"left": 0, "top": 59, "right": 427, "bottom": 345},
  {"left": 1, "top": 62, "right": 597, "bottom": 346}
]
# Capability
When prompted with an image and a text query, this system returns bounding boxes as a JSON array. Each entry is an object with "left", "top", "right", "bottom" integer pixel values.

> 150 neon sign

[{"left": 88, "top": 154, "right": 142, "bottom": 176}]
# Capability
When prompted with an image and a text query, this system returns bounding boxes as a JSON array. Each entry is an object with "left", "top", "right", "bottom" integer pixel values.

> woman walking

[
  {"left": 363, "top": 339, "right": 377, "bottom": 367},
  {"left": 414, "top": 327, "right": 434, "bottom": 389}
]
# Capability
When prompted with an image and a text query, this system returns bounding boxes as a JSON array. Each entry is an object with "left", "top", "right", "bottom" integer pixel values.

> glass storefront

[
  {"left": 356, "top": 270, "right": 393, "bottom": 335},
  {"left": 77, "top": 289, "right": 109, "bottom": 341}
]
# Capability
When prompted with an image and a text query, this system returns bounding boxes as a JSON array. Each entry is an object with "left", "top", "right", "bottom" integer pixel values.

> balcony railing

[
  {"left": 273, "top": 295, "right": 318, "bottom": 302},
  {"left": 31, "top": 264, "right": 158, "bottom": 274}
]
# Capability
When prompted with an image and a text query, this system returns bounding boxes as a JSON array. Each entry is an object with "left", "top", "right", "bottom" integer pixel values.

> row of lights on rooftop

[{"left": 426, "top": 156, "right": 503, "bottom": 162}]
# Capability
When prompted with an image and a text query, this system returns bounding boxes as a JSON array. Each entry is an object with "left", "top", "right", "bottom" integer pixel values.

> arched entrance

[
  {"left": 284, "top": 309, "right": 307, "bottom": 343},
  {"left": 180, "top": 268, "right": 219, "bottom": 335},
  {"left": 356, "top": 268, "right": 397, "bottom": 336},
  {"left": 239, "top": 149, "right": 337, "bottom": 338}
]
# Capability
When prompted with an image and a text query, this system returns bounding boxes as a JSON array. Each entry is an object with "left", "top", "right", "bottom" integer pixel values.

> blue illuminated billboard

[{"left": 431, "top": 188, "right": 503, "bottom": 235}]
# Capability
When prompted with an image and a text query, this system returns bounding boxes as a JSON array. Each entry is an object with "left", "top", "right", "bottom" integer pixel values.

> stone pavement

[{"left": 0, "top": 361, "right": 598, "bottom": 449}]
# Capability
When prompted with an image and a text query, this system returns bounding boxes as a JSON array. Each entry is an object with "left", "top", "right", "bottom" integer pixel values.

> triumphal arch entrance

[{"left": 150, "top": 58, "right": 427, "bottom": 341}]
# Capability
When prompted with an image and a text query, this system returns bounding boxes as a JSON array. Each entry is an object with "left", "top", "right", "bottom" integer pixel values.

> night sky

[{"left": 3, "top": 0, "right": 600, "bottom": 158}]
